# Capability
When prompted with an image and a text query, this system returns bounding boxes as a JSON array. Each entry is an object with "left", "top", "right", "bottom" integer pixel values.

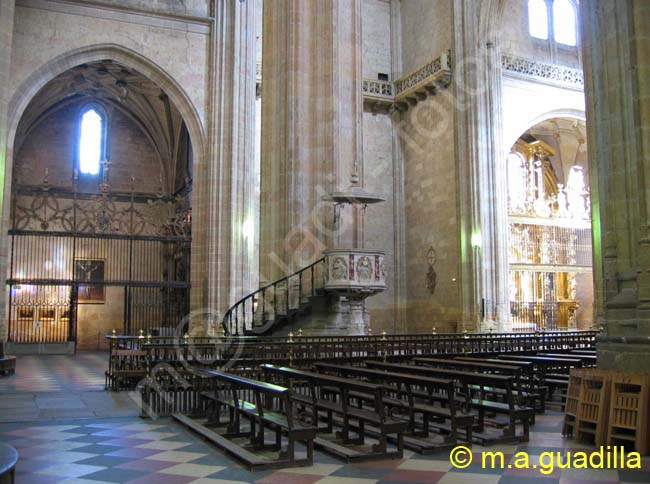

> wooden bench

[
  {"left": 569, "top": 349, "right": 596, "bottom": 356},
  {"left": 365, "top": 361, "right": 534, "bottom": 444},
  {"left": 0, "top": 442, "right": 18, "bottom": 484},
  {"left": 497, "top": 354, "right": 582, "bottom": 372},
  {"left": 314, "top": 362, "right": 474, "bottom": 453},
  {"left": 174, "top": 369, "right": 317, "bottom": 471},
  {"left": 446, "top": 356, "right": 545, "bottom": 413},
  {"left": 538, "top": 353, "right": 597, "bottom": 366},
  {"left": 261, "top": 363, "right": 407, "bottom": 461},
  {"left": 0, "top": 343, "right": 16, "bottom": 377},
  {"left": 105, "top": 349, "right": 148, "bottom": 390}
]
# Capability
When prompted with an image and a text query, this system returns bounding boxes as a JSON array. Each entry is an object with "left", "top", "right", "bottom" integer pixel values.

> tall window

[
  {"left": 528, "top": 0, "right": 549, "bottom": 40},
  {"left": 528, "top": 0, "right": 578, "bottom": 46},
  {"left": 78, "top": 107, "right": 105, "bottom": 175},
  {"left": 553, "top": 0, "right": 577, "bottom": 46}
]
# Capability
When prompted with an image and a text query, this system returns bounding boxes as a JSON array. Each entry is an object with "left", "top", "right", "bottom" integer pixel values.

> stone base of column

[{"left": 478, "top": 319, "right": 508, "bottom": 333}]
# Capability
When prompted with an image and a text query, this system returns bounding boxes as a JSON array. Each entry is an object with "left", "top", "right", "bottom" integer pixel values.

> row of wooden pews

[
  {"left": 144, "top": 336, "right": 597, "bottom": 470},
  {"left": 107, "top": 330, "right": 599, "bottom": 391},
  {"left": 312, "top": 362, "right": 473, "bottom": 453}
]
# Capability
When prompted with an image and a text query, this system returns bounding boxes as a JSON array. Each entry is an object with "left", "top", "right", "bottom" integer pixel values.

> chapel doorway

[{"left": 7, "top": 61, "right": 193, "bottom": 351}]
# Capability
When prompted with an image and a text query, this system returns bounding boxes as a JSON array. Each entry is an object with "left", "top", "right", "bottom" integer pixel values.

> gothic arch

[
  {"left": 7, "top": 44, "right": 205, "bottom": 167},
  {"left": 505, "top": 108, "right": 586, "bottom": 150}
]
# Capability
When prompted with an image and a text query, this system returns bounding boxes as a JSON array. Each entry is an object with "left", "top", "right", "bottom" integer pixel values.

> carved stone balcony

[
  {"left": 362, "top": 79, "right": 394, "bottom": 112},
  {"left": 361, "top": 51, "right": 453, "bottom": 114},
  {"left": 393, "top": 50, "right": 452, "bottom": 111}
]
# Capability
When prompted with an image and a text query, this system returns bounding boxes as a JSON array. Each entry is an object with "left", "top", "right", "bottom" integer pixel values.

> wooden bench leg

[
  {"left": 306, "top": 438, "right": 314, "bottom": 464},
  {"left": 255, "top": 418, "right": 265, "bottom": 447},
  {"left": 371, "top": 433, "right": 388, "bottom": 454}
]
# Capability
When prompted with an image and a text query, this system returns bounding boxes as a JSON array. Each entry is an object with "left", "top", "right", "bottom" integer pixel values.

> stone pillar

[
  {"left": 453, "top": 0, "right": 510, "bottom": 332},
  {"left": 190, "top": 0, "right": 257, "bottom": 334},
  {"left": 259, "top": 0, "right": 364, "bottom": 282},
  {"left": 0, "top": 1, "right": 16, "bottom": 342},
  {"left": 580, "top": 0, "right": 650, "bottom": 371},
  {"left": 389, "top": 0, "right": 407, "bottom": 332}
]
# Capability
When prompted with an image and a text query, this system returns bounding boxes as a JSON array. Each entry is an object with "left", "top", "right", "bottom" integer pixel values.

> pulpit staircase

[{"left": 222, "top": 258, "right": 326, "bottom": 336}]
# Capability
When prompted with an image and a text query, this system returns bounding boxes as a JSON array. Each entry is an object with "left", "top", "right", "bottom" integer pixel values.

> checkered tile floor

[
  {"left": 0, "top": 352, "right": 106, "bottom": 393},
  {"left": 1, "top": 414, "right": 649, "bottom": 483},
  {"left": 1, "top": 352, "right": 649, "bottom": 483}
]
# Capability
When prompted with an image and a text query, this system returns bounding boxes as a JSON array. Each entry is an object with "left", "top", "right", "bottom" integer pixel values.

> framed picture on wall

[
  {"left": 75, "top": 258, "right": 105, "bottom": 304},
  {"left": 39, "top": 307, "right": 56, "bottom": 321},
  {"left": 17, "top": 306, "right": 34, "bottom": 321},
  {"left": 59, "top": 307, "right": 71, "bottom": 324}
]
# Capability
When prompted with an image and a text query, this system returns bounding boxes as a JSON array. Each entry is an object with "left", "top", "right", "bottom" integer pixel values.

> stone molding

[
  {"left": 501, "top": 53, "right": 584, "bottom": 89},
  {"left": 17, "top": 0, "right": 213, "bottom": 30}
]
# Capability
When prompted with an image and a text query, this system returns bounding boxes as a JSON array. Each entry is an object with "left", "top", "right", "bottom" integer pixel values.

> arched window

[
  {"left": 553, "top": 0, "right": 577, "bottom": 46},
  {"left": 78, "top": 107, "right": 106, "bottom": 175},
  {"left": 528, "top": 0, "right": 549, "bottom": 40}
]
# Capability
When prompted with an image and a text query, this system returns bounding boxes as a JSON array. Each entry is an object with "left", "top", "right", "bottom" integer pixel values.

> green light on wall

[{"left": 471, "top": 231, "right": 482, "bottom": 249}]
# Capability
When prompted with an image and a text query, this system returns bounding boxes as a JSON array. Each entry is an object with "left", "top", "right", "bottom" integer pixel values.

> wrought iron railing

[{"left": 222, "top": 257, "right": 326, "bottom": 336}]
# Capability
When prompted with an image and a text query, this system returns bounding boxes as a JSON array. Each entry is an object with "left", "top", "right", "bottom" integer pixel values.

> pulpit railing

[{"left": 222, "top": 257, "right": 326, "bottom": 336}]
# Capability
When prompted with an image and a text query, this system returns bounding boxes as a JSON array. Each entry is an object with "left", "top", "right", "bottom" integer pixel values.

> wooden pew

[
  {"left": 174, "top": 369, "right": 317, "bottom": 471},
  {"left": 0, "top": 343, "right": 16, "bottom": 377},
  {"left": 449, "top": 356, "right": 545, "bottom": 412},
  {"left": 261, "top": 363, "right": 406, "bottom": 461},
  {"left": 313, "top": 362, "right": 474, "bottom": 453},
  {"left": 496, "top": 355, "right": 581, "bottom": 407},
  {"left": 570, "top": 349, "right": 596, "bottom": 356},
  {"left": 414, "top": 357, "right": 544, "bottom": 414},
  {"left": 497, "top": 354, "right": 582, "bottom": 372},
  {"left": 538, "top": 353, "right": 597, "bottom": 366},
  {"left": 365, "top": 361, "right": 534, "bottom": 444}
]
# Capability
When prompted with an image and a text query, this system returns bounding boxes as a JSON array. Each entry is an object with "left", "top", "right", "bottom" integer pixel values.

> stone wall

[
  {"left": 360, "top": 0, "right": 399, "bottom": 331},
  {"left": 8, "top": 1, "right": 209, "bottom": 127},
  {"left": 362, "top": 112, "right": 397, "bottom": 331},
  {"left": 362, "top": 0, "right": 392, "bottom": 79},
  {"left": 396, "top": 0, "right": 459, "bottom": 332},
  {"left": 400, "top": 94, "right": 460, "bottom": 333},
  {"left": 399, "top": 0, "right": 452, "bottom": 76}
]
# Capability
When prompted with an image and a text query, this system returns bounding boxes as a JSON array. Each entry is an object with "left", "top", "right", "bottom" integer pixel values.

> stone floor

[{"left": 0, "top": 352, "right": 649, "bottom": 483}]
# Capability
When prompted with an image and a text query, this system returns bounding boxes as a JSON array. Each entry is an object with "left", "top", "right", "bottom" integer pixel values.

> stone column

[
  {"left": 453, "top": 0, "right": 510, "bottom": 332},
  {"left": 190, "top": 0, "right": 257, "bottom": 334},
  {"left": 580, "top": 0, "right": 650, "bottom": 371},
  {"left": 0, "top": 1, "right": 16, "bottom": 341},
  {"left": 259, "top": 0, "right": 363, "bottom": 282},
  {"left": 389, "top": 0, "right": 407, "bottom": 331}
]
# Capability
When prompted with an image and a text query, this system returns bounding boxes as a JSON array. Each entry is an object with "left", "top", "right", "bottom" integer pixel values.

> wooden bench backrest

[
  {"left": 261, "top": 363, "right": 387, "bottom": 415},
  {"left": 198, "top": 369, "right": 289, "bottom": 396},
  {"left": 315, "top": 362, "right": 458, "bottom": 415},
  {"left": 498, "top": 355, "right": 581, "bottom": 364},
  {"left": 367, "top": 361, "right": 513, "bottom": 386},
  {"left": 414, "top": 357, "right": 522, "bottom": 373}
]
